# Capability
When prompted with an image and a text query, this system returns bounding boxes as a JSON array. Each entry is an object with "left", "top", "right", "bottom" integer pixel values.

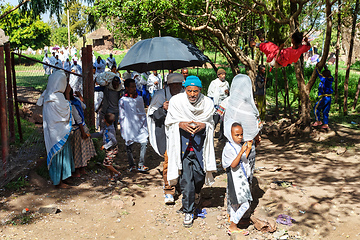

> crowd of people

[{"left": 38, "top": 35, "right": 333, "bottom": 233}]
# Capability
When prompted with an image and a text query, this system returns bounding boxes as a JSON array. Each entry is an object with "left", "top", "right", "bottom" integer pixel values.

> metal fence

[{"left": 0, "top": 44, "right": 94, "bottom": 187}]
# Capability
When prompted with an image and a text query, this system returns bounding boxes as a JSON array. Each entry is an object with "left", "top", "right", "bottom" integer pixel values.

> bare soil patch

[{"left": 1, "top": 87, "right": 359, "bottom": 239}]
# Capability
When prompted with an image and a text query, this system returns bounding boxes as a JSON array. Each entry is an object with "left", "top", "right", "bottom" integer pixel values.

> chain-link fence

[{"left": 0, "top": 51, "right": 82, "bottom": 187}]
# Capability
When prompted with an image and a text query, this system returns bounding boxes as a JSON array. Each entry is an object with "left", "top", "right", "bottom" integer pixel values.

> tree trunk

[
  {"left": 353, "top": 77, "right": 360, "bottom": 110},
  {"left": 295, "top": 61, "right": 311, "bottom": 126},
  {"left": 274, "top": 68, "right": 279, "bottom": 117},
  {"left": 282, "top": 68, "right": 291, "bottom": 116},
  {"left": 343, "top": 0, "right": 359, "bottom": 115},
  {"left": 298, "top": 0, "right": 334, "bottom": 125},
  {"left": 290, "top": 1, "right": 310, "bottom": 126},
  {"left": 335, "top": 0, "right": 341, "bottom": 105}
]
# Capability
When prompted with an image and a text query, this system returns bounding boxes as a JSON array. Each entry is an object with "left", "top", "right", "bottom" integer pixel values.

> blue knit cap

[{"left": 183, "top": 75, "right": 202, "bottom": 88}]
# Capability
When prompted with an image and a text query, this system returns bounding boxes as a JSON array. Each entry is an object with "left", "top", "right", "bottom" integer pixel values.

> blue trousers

[
  {"left": 314, "top": 96, "right": 331, "bottom": 124},
  {"left": 142, "top": 85, "right": 150, "bottom": 106},
  {"left": 179, "top": 151, "right": 205, "bottom": 213}
]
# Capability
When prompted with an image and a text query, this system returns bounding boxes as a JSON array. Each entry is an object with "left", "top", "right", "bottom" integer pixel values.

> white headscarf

[
  {"left": 37, "top": 70, "right": 72, "bottom": 168},
  {"left": 165, "top": 92, "right": 216, "bottom": 186},
  {"left": 224, "top": 74, "right": 260, "bottom": 142}
]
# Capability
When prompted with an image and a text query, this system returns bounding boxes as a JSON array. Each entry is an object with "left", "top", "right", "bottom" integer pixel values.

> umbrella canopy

[{"left": 118, "top": 36, "right": 209, "bottom": 72}]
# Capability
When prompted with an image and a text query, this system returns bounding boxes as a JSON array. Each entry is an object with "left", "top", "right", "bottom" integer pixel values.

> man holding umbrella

[{"left": 147, "top": 73, "right": 184, "bottom": 205}]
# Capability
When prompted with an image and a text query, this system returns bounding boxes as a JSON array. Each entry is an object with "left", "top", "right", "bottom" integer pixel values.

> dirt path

[{"left": 1, "top": 123, "right": 360, "bottom": 240}]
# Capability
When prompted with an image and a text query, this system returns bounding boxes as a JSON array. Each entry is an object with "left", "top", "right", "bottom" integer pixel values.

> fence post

[
  {"left": 0, "top": 45, "right": 9, "bottom": 177},
  {"left": 11, "top": 52, "right": 22, "bottom": 141},
  {"left": 82, "top": 45, "right": 95, "bottom": 130},
  {"left": 5, "top": 43, "right": 15, "bottom": 142},
  {"left": 87, "top": 45, "right": 95, "bottom": 129}
]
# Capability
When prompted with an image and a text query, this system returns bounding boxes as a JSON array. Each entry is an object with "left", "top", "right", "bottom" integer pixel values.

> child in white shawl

[
  {"left": 222, "top": 74, "right": 261, "bottom": 234},
  {"left": 222, "top": 122, "right": 254, "bottom": 235}
]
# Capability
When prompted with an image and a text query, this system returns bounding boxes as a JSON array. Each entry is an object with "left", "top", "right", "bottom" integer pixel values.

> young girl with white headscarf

[{"left": 222, "top": 74, "right": 261, "bottom": 234}]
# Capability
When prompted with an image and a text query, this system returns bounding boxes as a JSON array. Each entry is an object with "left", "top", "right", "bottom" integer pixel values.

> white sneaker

[
  {"left": 164, "top": 194, "right": 175, "bottom": 205},
  {"left": 183, "top": 213, "right": 193, "bottom": 227},
  {"left": 195, "top": 193, "right": 201, "bottom": 205}
]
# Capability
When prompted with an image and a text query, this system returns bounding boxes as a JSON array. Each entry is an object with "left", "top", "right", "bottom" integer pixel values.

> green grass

[
  {"left": 14, "top": 115, "right": 37, "bottom": 146},
  {"left": 5, "top": 176, "right": 29, "bottom": 191},
  {"left": 93, "top": 51, "right": 127, "bottom": 74},
  {"left": 203, "top": 51, "right": 229, "bottom": 65},
  {"left": 11, "top": 52, "right": 360, "bottom": 116},
  {"left": 14, "top": 65, "right": 49, "bottom": 91}
]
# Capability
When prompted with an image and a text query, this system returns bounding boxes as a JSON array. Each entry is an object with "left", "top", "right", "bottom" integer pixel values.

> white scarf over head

[
  {"left": 224, "top": 74, "right": 260, "bottom": 142},
  {"left": 147, "top": 87, "right": 172, "bottom": 156},
  {"left": 37, "top": 70, "right": 72, "bottom": 168},
  {"left": 165, "top": 92, "right": 216, "bottom": 186}
]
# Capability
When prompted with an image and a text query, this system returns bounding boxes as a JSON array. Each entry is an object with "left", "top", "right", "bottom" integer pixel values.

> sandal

[
  {"left": 227, "top": 229, "right": 249, "bottom": 236},
  {"left": 312, "top": 121, "right": 322, "bottom": 127},
  {"left": 138, "top": 166, "right": 149, "bottom": 172},
  {"left": 321, "top": 124, "right": 329, "bottom": 129}
]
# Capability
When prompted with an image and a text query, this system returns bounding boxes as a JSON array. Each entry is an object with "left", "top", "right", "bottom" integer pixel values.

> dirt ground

[{"left": 1, "top": 119, "right": 360, "bottom": 240}]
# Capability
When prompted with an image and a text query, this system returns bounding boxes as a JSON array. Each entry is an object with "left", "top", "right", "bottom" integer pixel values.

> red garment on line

[{"left": 259, "top": 42, "right": 311, "bottom": 67}]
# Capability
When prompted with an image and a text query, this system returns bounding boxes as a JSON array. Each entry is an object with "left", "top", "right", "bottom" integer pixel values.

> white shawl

[
  {"left": 207, "top": 78, "right": 229, "bottom": 106},
  {"left": 37, "top": 70, "right": 72, "bottom": 168},
  {"left": 69, "top": 64, "right": 83, "bottom": 94},
  {"left": 165, "top": 92, "right": 216, "bottom": 186},
  {"left": 119, "top": 95, "right": 148, "bottom": 146},
  {"left": 147, "top": 87, "right": 172, "bottom": 156},
  {"left": 224, "top": 74, "right": 260, "bottom": 141}
]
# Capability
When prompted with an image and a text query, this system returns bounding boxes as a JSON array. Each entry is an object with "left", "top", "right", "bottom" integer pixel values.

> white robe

[
  {"left": 106, "top": 57, "right": 117, "bottom": 69},
  {"left": 69, "top": 64, "right": 83, "bottom": 94},
  {"left": 94, "top": 59, "right": 106, "bottom": 74},
  {"left": 147, "top": 73, "right": 162, "bottom": 94},
  {"left": 54, "top": 59, "right": 63, "bottom": 69},
  {"left": 147, "top": 87, "right": 172, "bottom": 156},
  {"left": 165, "top": 92, "right": 216, "bottom": 186},
  {"left": 131, "top": 71, "right": 143, "bottom": 91},
  {"left": 207, "top": 78, "right": 229, "bottom": 106},
  {"left": 64, "top": 61, "right": 71, "bottom": 72},
  {"left": 43, "top": 56, "right": 51, "bottom": 75},
  {"left": 36, "top": 70, "right": 72, "bottom": 168},
  {"left": 119, "top": 95, "right": 148, "bottom": 146}
]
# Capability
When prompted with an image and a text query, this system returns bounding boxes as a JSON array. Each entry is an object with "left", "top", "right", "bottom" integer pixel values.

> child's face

[
  {"left": 231, "top": 125, "right": 243, "bottom": 145},
  {"left": 126, "top": 82, "right": 137, "bottom": 95}
]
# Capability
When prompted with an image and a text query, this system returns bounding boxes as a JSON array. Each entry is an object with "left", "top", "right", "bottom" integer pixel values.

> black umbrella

[{"left": 118, "top": 36, "right": 209, "bottom": 72}]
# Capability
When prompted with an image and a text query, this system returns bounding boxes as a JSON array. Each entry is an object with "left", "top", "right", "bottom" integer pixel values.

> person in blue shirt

[{"left": 313, "top": 65, "right": 334, "bottom": 129}]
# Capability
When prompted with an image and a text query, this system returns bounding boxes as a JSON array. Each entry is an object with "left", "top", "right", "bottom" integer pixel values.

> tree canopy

[
  {"left": 0, "top": 0, "right": 94, "bottom": 21},
  {"left": 91, "top": 0, "right": 341, "bottom": 127},
  {"left": 0, "top": 4, "right": 51, "bottom": 50}
]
